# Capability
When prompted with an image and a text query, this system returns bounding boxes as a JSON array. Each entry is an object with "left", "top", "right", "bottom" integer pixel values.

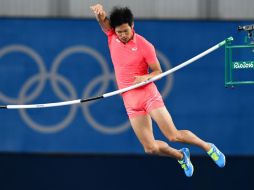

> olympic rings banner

[{"left": 0, "top": 18, "right": 254, "bottom": 155}]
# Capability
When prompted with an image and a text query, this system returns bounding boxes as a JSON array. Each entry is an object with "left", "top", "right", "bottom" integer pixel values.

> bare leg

[
  {"left": 129, "top": 114, "right": 183, "bottom": 160},
  {"left": 149, "top": 107, "right": 211, "bottom": 152}
]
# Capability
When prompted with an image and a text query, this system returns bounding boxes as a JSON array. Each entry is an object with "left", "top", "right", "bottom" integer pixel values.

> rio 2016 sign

[{"left": 233, "top": 61, "right": 254, "bottom": 69}]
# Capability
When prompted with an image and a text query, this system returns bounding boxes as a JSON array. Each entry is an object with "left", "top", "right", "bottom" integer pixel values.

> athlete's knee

[
  {"left": 180, "top": 130, "right": 193, "bottom": 137},
  {"left": 168, "top": 130, "right": 192, "bottom": 142},
  {"left": 144, "top": 144, "right": 159, "bottom": 155},
  {"left": 167, "top": 131, "right": 179, "bottom": 142}
]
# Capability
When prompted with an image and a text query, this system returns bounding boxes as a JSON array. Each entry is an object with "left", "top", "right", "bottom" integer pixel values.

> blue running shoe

[
  {"left": 178, "top": 148, "right": 194, "bottom": 177},
  {"left": 207, "top": 143, "right": 226, "bottom": 168}
]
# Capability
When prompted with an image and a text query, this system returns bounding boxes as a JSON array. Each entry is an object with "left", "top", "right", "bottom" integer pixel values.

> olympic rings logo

[{"left": 0, "top": 44, "right": 173, "bottom": 134}]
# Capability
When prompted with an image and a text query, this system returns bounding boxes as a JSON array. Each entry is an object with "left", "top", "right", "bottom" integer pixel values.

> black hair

[{"left": 109, "top": 6, "right": 134, "bottom": 29}]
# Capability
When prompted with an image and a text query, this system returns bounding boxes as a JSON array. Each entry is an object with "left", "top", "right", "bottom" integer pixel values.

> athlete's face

[{"left": 115, "top": 23, "right": 134, "bottom": 43}]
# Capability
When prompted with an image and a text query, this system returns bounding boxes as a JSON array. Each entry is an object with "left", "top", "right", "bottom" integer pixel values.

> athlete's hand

[
  {"left": 133, "top": 75, "right": 150, "bottom": 84},
  {"left": 90, "top": 4, "right": 106, "bottom": 20}
]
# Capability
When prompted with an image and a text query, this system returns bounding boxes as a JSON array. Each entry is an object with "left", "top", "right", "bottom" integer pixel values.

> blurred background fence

[{"left": 0, "top": 0, "right": 254, "bottom": 20}]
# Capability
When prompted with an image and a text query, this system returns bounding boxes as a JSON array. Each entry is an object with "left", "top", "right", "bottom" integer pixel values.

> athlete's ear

[{"left": 131, "top": 22, "right": 134, "bottom": 29}]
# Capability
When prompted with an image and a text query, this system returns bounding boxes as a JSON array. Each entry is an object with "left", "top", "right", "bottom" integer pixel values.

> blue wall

[
  {"left": 0, "top": 18, "right": 254, "bottom": 155},
  {"left": 0, "top": 153, "right": 252, "bottom": 190}
]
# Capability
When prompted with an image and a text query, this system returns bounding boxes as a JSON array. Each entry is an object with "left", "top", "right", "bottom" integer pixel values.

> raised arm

[{"left": 90, "top": 4, "right": 112, "bottom": 32}]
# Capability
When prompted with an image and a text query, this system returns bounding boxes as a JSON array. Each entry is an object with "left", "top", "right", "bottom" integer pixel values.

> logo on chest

[
  {"left": 115, "top": 38, "right": 138, "bottom": 52},
  {"left": 131, "top": 47, "right": 138, "bottom": 51}
]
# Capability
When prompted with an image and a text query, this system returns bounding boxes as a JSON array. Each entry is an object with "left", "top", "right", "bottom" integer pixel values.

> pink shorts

[{"left": 122, "top": 83, "right": 165, "bottom": 118}]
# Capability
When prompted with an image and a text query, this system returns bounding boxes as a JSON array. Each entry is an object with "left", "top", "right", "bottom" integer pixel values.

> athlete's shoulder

[
  {"left": 135, "top": 33, "right": 155, "bottom": 55},
  {"left": 104, "top": 28, "right": 115, "bottom": 36},
  {"left": 105, "top": 28, "right": 117, "bottom": 44},
  {"left": 136, "top": 33, "right": 154, "bottom": 48}
]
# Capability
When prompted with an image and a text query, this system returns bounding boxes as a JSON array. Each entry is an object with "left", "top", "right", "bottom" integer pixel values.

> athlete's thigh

[
  {"left": 129, "top": 115, "right": 155, "bottom": 147},
  {"left": 149, "top": 106, "right": 178, "bottom": 135}
]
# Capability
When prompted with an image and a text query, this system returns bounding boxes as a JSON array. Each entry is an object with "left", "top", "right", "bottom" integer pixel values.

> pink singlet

[{"left": 105, "top": 29, "right": 164, "bottom": 118}]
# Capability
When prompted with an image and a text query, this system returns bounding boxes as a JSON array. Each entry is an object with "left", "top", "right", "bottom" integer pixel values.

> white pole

[
  {"left": 6, "top": 99, "right": 81, "bottom": 109},
  {"left": 103, "top": 37, "right": 233, "bottom": 98},
  {"left": 1, "top": 37, "right": 233, "bottom": 109}
]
